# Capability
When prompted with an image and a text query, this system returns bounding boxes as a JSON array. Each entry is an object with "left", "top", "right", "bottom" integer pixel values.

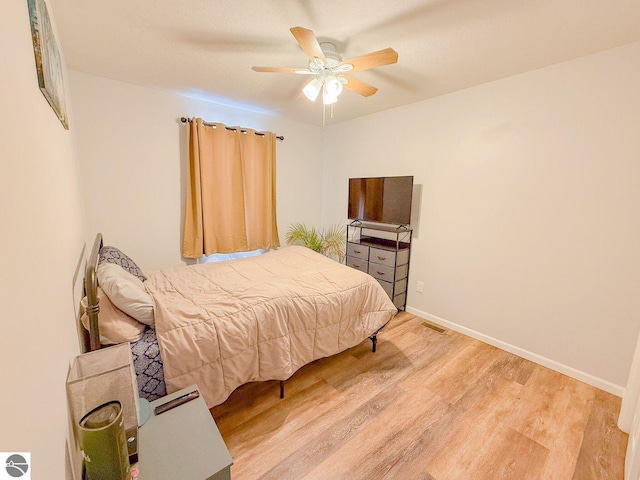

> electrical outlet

[{"left": 416, "top": 281, "right": 424, "bottom": 293}]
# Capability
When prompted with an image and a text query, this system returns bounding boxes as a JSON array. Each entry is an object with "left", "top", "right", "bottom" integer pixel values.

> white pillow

[
  {"left": 97, "top": 262, "right": 155, "bottom": 325},
  {"left": 81, "top": 288, "right": 146, "bottom": 345}
]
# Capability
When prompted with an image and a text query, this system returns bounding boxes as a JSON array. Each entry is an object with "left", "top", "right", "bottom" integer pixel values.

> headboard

[{"left": 83, "top": 233, "right": 103, "bottom": 352}]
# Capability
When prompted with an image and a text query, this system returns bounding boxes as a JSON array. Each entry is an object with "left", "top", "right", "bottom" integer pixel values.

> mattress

[{"left": 145, "top": 245, "right": 397, "bottom": 407}]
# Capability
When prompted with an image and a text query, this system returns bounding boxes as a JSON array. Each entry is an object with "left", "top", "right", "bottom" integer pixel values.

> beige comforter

[{"left": 144, "top": 246, "right": 397, "bottom": 407}]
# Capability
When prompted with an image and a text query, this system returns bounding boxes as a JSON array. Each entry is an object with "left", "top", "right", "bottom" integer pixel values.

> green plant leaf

[{"left": 286, "top": 222, "right": 346, "bottom": 262}]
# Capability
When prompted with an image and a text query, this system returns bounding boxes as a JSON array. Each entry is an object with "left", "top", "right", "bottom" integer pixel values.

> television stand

[{"left": 345, "top": 221, "right": 412, "bottom": 310}]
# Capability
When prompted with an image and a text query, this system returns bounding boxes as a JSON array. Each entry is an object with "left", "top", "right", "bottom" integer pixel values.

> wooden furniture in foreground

[
  {"left": 211, "top": 312, "right": 627, "bottom": 480},
  {"left": 346, "top": 221, "right": 411, "bottom": 310},
  {"left": 138, "top": 385, "right": 232, "bottom": 480}
]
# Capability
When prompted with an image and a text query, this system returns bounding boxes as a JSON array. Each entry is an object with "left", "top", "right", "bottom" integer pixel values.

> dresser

[{"left": 345, "top": 222, "right": 412, "bottom": 310}]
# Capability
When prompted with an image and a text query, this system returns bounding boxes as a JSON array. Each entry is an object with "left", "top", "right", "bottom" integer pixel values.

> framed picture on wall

[{"left": 27, "top": 0, "right": 69, "bottom": 129}]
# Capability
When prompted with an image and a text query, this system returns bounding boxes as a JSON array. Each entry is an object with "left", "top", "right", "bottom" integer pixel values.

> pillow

[
  {"left": 81, "top": 287, "right": 146, "bottom": 345},
  {"left": 99, "top": 246, "right": 147, "bottom": 282},
  {"left": 97, "top": 262, "right": 155, "bottom": 325}
]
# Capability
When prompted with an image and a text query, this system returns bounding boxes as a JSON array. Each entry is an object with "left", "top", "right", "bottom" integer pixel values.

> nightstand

[{"left": 137, "top": 385, "right": 233, "bottom": 480}]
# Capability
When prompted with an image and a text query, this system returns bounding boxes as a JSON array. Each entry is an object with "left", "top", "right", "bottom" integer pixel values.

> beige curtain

[{"left": 182, "top": 118, "right": 280, "bottom": 258}]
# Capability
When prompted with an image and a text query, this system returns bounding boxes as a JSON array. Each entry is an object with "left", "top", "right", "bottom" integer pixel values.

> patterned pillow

[
  {"left": 99, "top": 246, "right": 147, "bottom": 281},
  {"left": 131, "top": 327, "right": 166, "bottom": 401}
]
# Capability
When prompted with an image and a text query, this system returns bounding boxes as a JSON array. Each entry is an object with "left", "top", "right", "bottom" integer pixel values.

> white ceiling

[{"left": 50, "top": 0, "right": 640, "bottom": 126}]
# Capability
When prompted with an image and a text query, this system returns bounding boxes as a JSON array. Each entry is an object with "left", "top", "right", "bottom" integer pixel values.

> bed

[{"left": 82, "top": 233, "right": 398, "bottom": 407}]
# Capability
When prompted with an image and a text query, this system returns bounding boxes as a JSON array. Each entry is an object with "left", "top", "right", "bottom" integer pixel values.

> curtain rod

[{"left": 180, "top": 117, "right": 284, "bottom": 141}]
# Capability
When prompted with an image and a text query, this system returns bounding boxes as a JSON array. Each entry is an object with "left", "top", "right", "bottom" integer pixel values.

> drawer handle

[
  {"left": 354, "top": 250, "right": 362, "bottom": 254},
  {"left": 377, "top": 256, "right": 387, "bottom": 261},
  {"left": 376, "top": 271, "right": 385, "bottom": 276}
]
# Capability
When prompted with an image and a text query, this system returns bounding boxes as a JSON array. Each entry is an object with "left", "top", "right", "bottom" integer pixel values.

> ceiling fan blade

[
  {"left": 252, "top": 66, "right": 311, "bottom": 74},
  {"left": 341, "top": 48, "right": 398, "bottom": 73},
  {"left": 290, "top": 26, "right": 326, "bottom": 62},
  {"left": 342, "top": 76, "right": 378, "bottom": 97}
]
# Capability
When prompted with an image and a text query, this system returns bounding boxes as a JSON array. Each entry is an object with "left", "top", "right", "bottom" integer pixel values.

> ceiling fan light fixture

[
  {"left": 322, "top": 86, "right": 339, "bottom": 105},
  {"left": 303, "top": 78, "right": 322, "bottom": 102},
  {"left": 324, "top": 76, "right": 343, "bottom": 97}
]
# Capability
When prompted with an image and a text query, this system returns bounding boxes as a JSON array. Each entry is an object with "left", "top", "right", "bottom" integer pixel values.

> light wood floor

[{"left": 210, "top": 312, "right": 627, "bottom": 480}]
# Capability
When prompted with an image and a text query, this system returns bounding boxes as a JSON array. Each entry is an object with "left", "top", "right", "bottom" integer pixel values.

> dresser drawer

[
  {"left": 368, "top": 263, "right": 394, "bottom": 282},
  {"left": 396, "top": 263, "right": 409, "bottom": 280},
  {"left": 369, "top": 247, "right": 396, "bottom": 267},
  {"left": 393, "top": 292, "right": 406, "bottom": 309},
  {"left": 376, "top": 278, "right": 393, "bottom": 298},
  {"left": 369, "top": 263, "right": 409, "bottom": 282},
  {"left": 397, "top": 248, "right": 410, "bottom": 266},
  {"left": 347, "top": 243, "right": 369, "bottom": 261},
  {"left": 376, "top": 277, "right": 407, "bottom": 299},
  {"left": 369, "top": 247, "right": 409, "bottom": 267},
  {"left": 346, "top": 256, "right": 369, "bottom": 273}
]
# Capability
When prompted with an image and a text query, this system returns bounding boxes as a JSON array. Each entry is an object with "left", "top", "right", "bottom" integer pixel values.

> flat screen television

[{"left": 348, "top": 176, "right": 413, "bottom": 226}]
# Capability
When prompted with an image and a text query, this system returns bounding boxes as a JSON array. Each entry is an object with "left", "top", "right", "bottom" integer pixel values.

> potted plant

[{"left": 285, "top": 222, "right": 346, "bottom": 263}]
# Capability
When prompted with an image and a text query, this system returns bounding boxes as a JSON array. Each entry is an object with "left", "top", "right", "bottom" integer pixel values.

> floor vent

[{"left": 421, "top": 321, "right": 446, "bottom": 334}]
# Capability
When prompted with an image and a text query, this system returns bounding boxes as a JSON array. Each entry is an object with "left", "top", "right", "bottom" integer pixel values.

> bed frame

[{"left": 83, "top": 233, "right": 103, "bottom": 352}]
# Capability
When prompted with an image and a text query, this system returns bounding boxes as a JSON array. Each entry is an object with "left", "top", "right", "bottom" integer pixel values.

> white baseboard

[{"left": 406, "top": 306, "right": 625, "bottom": 398}]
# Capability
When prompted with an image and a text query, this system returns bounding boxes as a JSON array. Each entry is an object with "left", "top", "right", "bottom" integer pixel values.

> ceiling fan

[{"left": 252, "top": 27, "right": 398, "bottom": 107}]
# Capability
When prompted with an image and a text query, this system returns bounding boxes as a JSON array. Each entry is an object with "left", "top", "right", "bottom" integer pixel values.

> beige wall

[
  {"left": 322, "top": 41, "right": 640, "bottom": 393},
  {"left": 69, "top": 72, "right": 324, "bottom": 271},
  {"left": 0, "top": 1, "right": 86, "bottom": 478}
]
